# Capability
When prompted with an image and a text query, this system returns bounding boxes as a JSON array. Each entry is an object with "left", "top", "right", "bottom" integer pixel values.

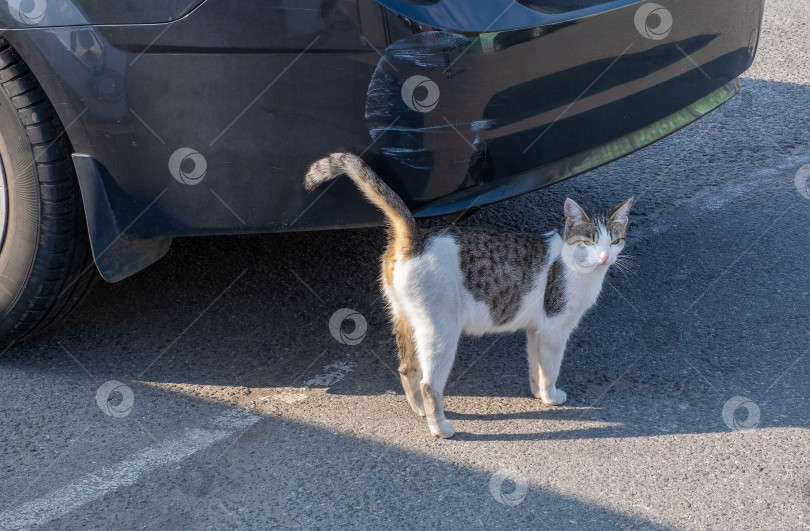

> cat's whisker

[
  {"left": 610, "top": 263, "right": 631, "bottom": 279},
  {"left": 615, "top": 264, "right": 636, "bottom": 276},
  {"left": 613, "top": 257, "right": 635, "bottom": 267},
  {"left": 610, "top": 258, "right": 636, "bottom": 277}
]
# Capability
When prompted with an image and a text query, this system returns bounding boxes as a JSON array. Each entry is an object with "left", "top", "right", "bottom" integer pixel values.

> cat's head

[{"left": 561, "top": 197, "right": 633, "bottom": 273}]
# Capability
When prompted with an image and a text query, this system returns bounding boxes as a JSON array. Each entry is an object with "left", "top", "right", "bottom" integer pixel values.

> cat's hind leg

[
  {"left": 414, "top": 318, "right": 460, "bottom": 438},
  {"left": 527, "top": 329, "right": 567, "bottom": 405},
  {"left": 395, "top": 313, "right": 424, "bottom": 417}
]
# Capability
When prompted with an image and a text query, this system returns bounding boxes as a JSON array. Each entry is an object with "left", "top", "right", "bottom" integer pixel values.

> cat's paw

[
  {"left": 541, "top": 389, "right": 567, "bottom": 406},
  {"left": 427, "top": 418, "right": 455, "bottom": 438}
]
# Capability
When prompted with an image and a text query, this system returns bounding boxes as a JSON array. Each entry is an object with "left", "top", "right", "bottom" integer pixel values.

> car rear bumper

[
  {"left": 416, "top": 77, "right": 742, "bottom": 218},
  {"left": 364, "top": 0, "right": 764, "bottom": 219},
  {"left": 0, "top": 0, "right": 764, "bottom": 277}
]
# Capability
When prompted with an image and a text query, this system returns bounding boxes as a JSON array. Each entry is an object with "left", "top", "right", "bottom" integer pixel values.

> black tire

[{"left": 0, "top": 38, "right": 95, "bottom": 351}]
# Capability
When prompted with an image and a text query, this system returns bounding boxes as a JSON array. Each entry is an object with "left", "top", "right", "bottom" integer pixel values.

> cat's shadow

[
  {"left": 442, "top": 406, "right": 636, "bottom": 441},
  {"left": 445, "top": 407, "right": 593, "bottom": 421},
  {"left": 450, "top": 428, "right": 617, "bottom": 442}
]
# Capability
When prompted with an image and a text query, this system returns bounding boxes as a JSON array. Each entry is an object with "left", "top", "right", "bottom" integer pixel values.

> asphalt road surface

[{"left": 2, "top": 1, "right": 810, "bottom": 529}]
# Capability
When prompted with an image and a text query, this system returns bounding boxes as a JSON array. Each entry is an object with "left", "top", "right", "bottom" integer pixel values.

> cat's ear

[
  {"left": 609, "top": 197, "right": 634, "bottom": 227},
  {"left": 564, "top": 198, "right": 589, "bottom": 229}
]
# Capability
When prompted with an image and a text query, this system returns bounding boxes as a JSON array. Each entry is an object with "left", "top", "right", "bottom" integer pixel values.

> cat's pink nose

[{"left": 599, "top": 251, "right": 608, "bottom": 264}]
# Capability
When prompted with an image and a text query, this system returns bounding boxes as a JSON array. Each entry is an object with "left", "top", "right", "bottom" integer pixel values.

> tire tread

[{"left": 0, "top": 37, "right": 96, "bottom": 350}]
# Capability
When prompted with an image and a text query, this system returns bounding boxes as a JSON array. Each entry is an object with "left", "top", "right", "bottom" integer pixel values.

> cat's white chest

[{"left": 563, "top": 268, "right": 607, "bottom": 316}]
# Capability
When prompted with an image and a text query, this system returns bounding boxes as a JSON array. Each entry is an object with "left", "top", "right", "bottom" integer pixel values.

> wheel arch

[{"left": 0, "top": 30, "right": 172, "bottom": 283}]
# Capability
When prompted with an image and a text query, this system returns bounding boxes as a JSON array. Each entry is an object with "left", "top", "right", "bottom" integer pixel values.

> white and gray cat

[{"left": 305, "top": 153, "right": 633, "bottom": 438}]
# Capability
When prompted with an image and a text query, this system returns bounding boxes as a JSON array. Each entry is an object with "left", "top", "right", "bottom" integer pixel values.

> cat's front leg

[
  {"left": 528, "top": 330, "right": 567, "bottom": 405},
  {"left": 526, "top": 329, "right": 543, "bottom": 399}
]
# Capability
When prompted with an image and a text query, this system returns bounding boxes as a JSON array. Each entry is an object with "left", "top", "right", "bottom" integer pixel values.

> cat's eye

[
  {"left": 582, "top": 240, "right": 595, "bottom": 246},
  {"left": 611, "top": 238, "right": 622, "bottom": 245}
]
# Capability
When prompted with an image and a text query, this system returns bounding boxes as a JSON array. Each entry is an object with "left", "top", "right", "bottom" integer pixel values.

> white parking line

[{"left": 0, "top": 410, "right": 259, "bottom": 531}]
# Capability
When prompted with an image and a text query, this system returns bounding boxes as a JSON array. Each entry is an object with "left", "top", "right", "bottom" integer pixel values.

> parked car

[{"left": 0, "top": 0, "right": 765, "bottom": 347}]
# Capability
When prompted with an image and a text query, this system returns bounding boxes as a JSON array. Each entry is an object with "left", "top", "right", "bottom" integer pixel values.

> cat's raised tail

[{"left": 305, "top": 153, "right": 421, "bottom": 257}]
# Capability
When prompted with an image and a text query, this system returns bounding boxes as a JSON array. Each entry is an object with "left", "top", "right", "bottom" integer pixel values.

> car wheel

[{"left": 0, "top": 38, "right": 96, "bottom": 351}]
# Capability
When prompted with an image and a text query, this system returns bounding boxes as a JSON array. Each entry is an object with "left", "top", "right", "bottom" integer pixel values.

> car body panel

[
  {"left": 0, "top": 0, "right": 764, "bottom": 280},
  {"left": 374, "top": 0, "right": 633, "bottom": 32},
  {"left": 0, "top": 0, "right": 205, "bottom": 27}
]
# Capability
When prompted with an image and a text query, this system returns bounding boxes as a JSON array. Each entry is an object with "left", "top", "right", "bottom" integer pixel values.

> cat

[{"left": 305, "top": 152, "right": 633, "bottom": 438}]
